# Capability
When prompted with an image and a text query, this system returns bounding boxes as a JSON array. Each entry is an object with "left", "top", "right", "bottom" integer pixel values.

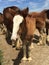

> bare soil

[{"left": 0, "top": 30, "right": 49, "bottom": 65}]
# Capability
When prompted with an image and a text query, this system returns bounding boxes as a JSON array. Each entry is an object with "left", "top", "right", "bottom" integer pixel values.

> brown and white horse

[
  {"left": 3, "top": 6, "right": 20, "bottom": 32},
  {"left": 28, "top": 9, "right": 49, "bottom": 45},
  {"left": 28, "top": 11, "right": 46, "bottom": 45},
  {"left": 40, "top": 9, "right": 49, "bottom": 42},
  {"left": 11, "top": 13, "right": 37, "bottom": 61}
]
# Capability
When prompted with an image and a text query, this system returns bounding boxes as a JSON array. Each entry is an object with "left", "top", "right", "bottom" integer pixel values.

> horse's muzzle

[{"left": 12, "top": 39, "right": 18, "bottom": 48}]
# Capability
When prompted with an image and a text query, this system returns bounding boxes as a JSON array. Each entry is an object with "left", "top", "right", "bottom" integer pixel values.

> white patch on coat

[
  {"left": 11, "top": 15, "right": 24, "bottom": 40},
  {"left": 33, "top": 29, "right": 40, "bottom": 36},
  {"left": 47, "top": 35, "right": 49, "bottom": 42}
]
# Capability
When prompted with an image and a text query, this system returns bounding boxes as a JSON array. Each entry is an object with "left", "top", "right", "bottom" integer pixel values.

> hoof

[
  {"left": 15, "top": 40, "right": 22, "bottom": 50},
  {"left": 22, "top": 57, "right": 27, "bottom": 61},
  {"left": 29, "top": 43, "right": 34, "bottom": 49},
  {"left": 16, "top": 47, "right": 22, "bottom": 50},
  {"left": 37, "top": 40, "right": 43, "bottom": 46},
  {"left": 16, "top": 45, "right": 22, "bottom": 50},
  {"left": 37, "top": 42, "right": 41, "bottom": 46},
  {"left": 30, "top": 45, "right": 34, "bottom": 49},
  {"left": 27, "top": 57, "right": 32, "bottom": 61}
]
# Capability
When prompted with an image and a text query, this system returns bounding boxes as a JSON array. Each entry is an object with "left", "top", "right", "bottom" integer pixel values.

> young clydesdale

[{"left": 10, "top": 13, "right": 36, "bottom": 61}]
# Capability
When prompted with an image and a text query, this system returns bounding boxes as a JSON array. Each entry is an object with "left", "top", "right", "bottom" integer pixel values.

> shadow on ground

[{"left": 12, "top": 48, "right": 23, "bottom": 65}]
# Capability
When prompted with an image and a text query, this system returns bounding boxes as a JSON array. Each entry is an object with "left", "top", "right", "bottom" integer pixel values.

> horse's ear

[
  {"left": 26, "top": 7, "right": 29, "bottom": 12},
  {"left": 24, "top": 7, "right": 29, "bottom": 13},
  {"left": 21, "top": 7, "right": 29, "bottom": 18}
]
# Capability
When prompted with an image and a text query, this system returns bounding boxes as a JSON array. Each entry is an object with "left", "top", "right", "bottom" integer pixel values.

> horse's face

[
  {"left": 25, "top": 15, "right": 36, "bottom": 36},
  {"left": 11, "top": 15, "right": 24, "bottom": 41}
]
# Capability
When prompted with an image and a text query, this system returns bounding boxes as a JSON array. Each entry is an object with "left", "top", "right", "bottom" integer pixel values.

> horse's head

[
  {"left": 41, "top": 9, "right": 49, "bottom": 22},
  {"left": 3, "top": 6, "right": 21, "bottom": 32}
]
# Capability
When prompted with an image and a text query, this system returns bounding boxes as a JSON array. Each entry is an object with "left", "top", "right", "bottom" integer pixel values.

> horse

[
  {"left": 28, "top": 11, "right": 46, "bottom": 45},
  {"left": 10, "top": 11, "right": 37, "bottom": 61},
  {"left": 11, "top": 9, "right": 49, "bottom": 60},
  {"left": 43, "top": 9, "right": 49, "bottom": 42},
  {"left": 40, "top": 9, "right": 49, "bottom": 43},
  {"left": 28, "top": 9, "right": 49, "bottom": 44},
  {"left": 41, "top": 9, "right": 49, "bottom": 35},
  {"left": 0, "top": 13, "right": 6, "bottom": 34},
  {"left": 3, "top": 6, "right": 21, "bottom": 33}
]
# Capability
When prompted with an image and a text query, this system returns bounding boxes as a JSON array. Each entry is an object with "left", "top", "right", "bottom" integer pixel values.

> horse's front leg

[
  {"left": 26, "top": 40, "right": 34, "bottom": 49},
  {"left": 37, "top": 28, "right": 46, "bottom": 45},
  {"left": 41, "top": 28, "right": 46, "bottom": 45},
  {"left": 22, "top": 43, "right": 27, "bottom": 61},
  {"left": 27, "top": 42, "right": 32, "bottom": 61},
  {"left": 16, "top": 37, "right": 22, "bottom": 49}
]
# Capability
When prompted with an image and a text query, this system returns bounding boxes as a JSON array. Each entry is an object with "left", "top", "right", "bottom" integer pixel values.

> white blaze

[{"left": 11, "top": 15, "right": 24, "bottom": 40}]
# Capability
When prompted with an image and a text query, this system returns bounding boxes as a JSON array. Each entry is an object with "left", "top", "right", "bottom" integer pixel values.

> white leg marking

[
  {"left": 27, "top": 57, "right": 32, "bottom": 61},
  {"left": 29, "top": 42, "right": 34, "bottom": 49},
  {"left": 22, "top": 57, "right": 28, "bottom": 61}
]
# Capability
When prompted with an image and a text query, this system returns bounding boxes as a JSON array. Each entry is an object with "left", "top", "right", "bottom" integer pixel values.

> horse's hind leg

[
  {"left": 41, "top": 28, "right": 46, "bottom": 45},
  {"left": 37, "top": 28, "right": 46, "bottom": 45}
]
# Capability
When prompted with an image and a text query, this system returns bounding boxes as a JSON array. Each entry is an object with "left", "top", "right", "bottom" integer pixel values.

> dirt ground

[{"left": 0, "top": 30, "right": 49, "bottom": 65}]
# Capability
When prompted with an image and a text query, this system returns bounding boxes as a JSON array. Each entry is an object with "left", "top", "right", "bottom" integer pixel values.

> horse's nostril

[{"left": 16, "top": 38, "right": 18, "bottom": 41}]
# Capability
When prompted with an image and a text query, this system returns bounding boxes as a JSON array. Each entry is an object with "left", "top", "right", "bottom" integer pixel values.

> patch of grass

[{"left": 0, "top": 50, "right": 3, "bottom": 65}]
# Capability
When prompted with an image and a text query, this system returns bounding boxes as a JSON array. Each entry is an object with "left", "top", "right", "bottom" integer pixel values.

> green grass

[{"left": 0, "top": 50, "right": 3, "bottom": 65}]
